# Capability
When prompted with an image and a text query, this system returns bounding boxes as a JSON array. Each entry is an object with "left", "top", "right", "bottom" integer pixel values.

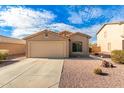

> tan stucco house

[
  {"left": 97, "top": 22, "right": 124, "bottom": 54},
  {"left": 0, "top": 35, "right": 26, "bottom": 55},
  {"left": 24, "top": 30, "right": 91, "bottom": 58}
]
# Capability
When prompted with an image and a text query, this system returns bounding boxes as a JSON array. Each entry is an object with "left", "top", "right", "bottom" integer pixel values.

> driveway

[{"left": 0, "top": 58, "right": 63, "bottom": 88}]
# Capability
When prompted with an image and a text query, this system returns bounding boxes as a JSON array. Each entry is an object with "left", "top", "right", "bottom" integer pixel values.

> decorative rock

[{"left": 101, "top": 60, "right": 114, "bottom": 68}]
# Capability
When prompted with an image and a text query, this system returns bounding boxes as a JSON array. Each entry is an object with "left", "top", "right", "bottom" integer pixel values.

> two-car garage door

[{"left": 28, "top": 41, "right": 68, "bottom": 58}]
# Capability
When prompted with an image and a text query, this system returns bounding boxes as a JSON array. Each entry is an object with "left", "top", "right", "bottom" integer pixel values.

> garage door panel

[{"left": 29, "top": 41, "right": 66, "bottom": 58}]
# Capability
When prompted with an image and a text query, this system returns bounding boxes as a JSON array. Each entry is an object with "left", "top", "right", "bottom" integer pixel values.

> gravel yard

[{"left": 59, "top": 58, "right": 124, "bottom": 88}]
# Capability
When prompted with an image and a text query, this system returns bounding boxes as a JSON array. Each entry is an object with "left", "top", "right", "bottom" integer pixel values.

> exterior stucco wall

[
  {"left": 69, "top": 34, "right": 89, "bottom": 57},
  {"left": 97, "top": 24, "right": 124, "bottom": 53},
  {"left": 0, "top": 43, "right": 26, "bottom": 55}
]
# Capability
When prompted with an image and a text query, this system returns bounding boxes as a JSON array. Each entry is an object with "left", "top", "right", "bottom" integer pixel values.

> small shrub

[
  {"left": 94, "top": 68, "right": 102, "bottom": 75},
  {"left": 0, "top": 50, "right": 9, "bottom": 61},
  {"left": 111, "top": 50, "right": 124, "bottom": 64}
]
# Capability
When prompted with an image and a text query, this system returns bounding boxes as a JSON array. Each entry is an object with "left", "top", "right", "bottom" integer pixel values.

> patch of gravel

[{"left": 59, "top": 58, "right": 124, "bottom": 88}]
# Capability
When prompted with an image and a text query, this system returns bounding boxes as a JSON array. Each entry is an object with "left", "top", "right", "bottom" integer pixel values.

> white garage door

[{"left": 29, "top": 41, "right": 67, "bottom": 58}]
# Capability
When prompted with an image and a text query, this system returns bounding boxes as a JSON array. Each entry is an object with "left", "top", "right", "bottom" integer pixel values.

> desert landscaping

[{"left": 59, "top": 56, "right": 124, "bottom": 88}]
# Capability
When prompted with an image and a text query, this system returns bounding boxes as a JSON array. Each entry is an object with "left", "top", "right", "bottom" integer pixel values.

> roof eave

[
  {"left": 69, "top": 32, "right": 91, "bottom": 39},
  {"left": 96, "top": 24, "right": 107, "bottom": 35},
  {"left": 96, "top": 22, "right": 124, "bottom": 35},
  {"left": 23, "top": 29, "right": 69, "bottom": 40}
]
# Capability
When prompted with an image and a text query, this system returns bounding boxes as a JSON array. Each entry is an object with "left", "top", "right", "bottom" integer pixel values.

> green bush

[
  {"left": 111, "top": 50, "right": 124, "bottom": 64},
  {"left": 94, "top": 68, "right": 102, "bottom": 75},
  {"left": 0, "top": 50, "right": 9, "bottom": 61}
]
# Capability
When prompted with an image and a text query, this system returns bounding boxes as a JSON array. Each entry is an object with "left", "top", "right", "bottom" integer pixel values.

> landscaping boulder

[{"left": 101, "top": 60, "right": 114, "bottom": 68}]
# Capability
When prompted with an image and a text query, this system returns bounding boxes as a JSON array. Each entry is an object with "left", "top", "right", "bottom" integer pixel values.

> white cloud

[
  {"left": 0, "top": 6, "right": 56, "bottom": 38},
  {"left": 68, "top": 6, "right": 124, "bottom": 24},
  {"left": 80, "top": 24, "right": 103, "bottom": 42},
  {"left": 47, "top": 23, "right": 102, "bottom": 39},
  {"left": 47, "top": 23, "right": 79, "bottom": 32},
  {"left": 0, "top": 6, "right": 55, "bottom": 28},
  {"left": 108, "top": 7, "right": 124, "bottom": 22},
  {"left": 85, "top": 7, "right": 102, "bottom": 18},
  {"left": 68, "top": 12, "right": 83, "bottom": 24},
  {"left": 12, "top": 28, "right": 43, "bottom": 38},
  {"left": 80, "top": 24, "right": 102, "bottom": 36},
  {"left": 68, "top": 7, "right": 102, "bottom": 24}
]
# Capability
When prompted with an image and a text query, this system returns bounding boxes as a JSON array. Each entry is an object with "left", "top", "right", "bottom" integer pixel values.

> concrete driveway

[{"left": 0, "top": 58, "right": 63, "bottom": 88}]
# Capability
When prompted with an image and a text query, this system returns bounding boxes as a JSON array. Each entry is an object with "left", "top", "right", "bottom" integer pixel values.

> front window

[{"left": 72, "top": 42, "right": 82, "bottom": 52}]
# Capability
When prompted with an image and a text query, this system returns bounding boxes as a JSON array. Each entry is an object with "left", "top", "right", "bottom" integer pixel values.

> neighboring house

[
  {"left": 97, "top": 22, "right": 124, "bottom": 54},
  {"left": 0, "top": 35, "right": 26, "bottom": 55},
  {"left": 24, "top": 30, "right": 91, "bottom": 58}
]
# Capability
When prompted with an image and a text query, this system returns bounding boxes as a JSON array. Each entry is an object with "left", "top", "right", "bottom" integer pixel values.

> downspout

[
  {"left": 69, "top": 39, "right": 71, "bottom": 57},
  {"left": 120, "top": 24, "right": 124, "bottom": 50},
  {"left": 121, "top": 23, "right": 124, "bottom": 38}
]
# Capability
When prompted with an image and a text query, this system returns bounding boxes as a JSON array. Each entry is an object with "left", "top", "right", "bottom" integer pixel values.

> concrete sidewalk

[{"left": 0, "top": 58, "right": 63, "bottom": 88}]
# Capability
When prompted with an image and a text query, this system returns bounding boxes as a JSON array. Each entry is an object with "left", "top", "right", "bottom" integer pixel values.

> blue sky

[{"left": 0, "top": 5, "right": 124, "bottom": 42}]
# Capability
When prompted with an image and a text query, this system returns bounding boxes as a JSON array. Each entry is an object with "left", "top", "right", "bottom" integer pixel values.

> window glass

[{"left": 72, "top": 42, "right": 82, "bottom": 52}]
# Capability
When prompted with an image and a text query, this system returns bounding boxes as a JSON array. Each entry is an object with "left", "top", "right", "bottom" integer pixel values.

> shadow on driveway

[
  {"left": 0, "top": 60, "right": 20, "bottom": 68},
  {"left": 0, "top": 54, "right": 26, "bottom": 68}
]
